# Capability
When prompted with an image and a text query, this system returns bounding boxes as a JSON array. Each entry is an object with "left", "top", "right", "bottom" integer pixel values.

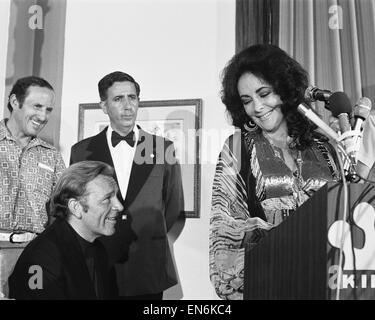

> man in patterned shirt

[{"left": 0, "top": 76, "right": 65, "bottom": 297}]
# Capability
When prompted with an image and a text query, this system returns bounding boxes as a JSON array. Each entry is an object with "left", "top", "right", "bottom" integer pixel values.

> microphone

[
  {"left": 297, "top": 103, "right": 339, "bottom": 141},
  {"left": 328, "top": 92, "right": 353, "bottom": 169},
  {"left": 351, "top": 97, "right": 372, "bottom": 163},
  {"left": 305, "top": 86, "right": 332, "bottom": 102},
  {"left": 353, "top": 97, "right": 372, "bottom": 133},
  {"left": 297, "top": 102, "right": 355, "bottom": 180},
  {"left": 328, "top": 92, "right": 352, "bottom": 135}
]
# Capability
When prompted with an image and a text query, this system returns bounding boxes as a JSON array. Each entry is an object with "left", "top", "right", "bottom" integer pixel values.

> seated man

[{"left": 8, "top": 161, "right": 123, "bottom": 299}]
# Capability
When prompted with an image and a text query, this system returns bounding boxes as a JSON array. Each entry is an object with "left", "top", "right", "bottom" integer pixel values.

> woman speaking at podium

[{"left": 209, "top": 44, "right": 341, "bottom": 300}]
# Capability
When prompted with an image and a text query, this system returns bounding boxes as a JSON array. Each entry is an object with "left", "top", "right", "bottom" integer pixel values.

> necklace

[
  {"left": 262, "top": 131, "right": 289, "bottom": 150},
  {"left": 263, "top": 132, "right": 305, "bottom": 204},
  {"left": 263, "top": 132, "right": 299, "bottom": 170},
  {"left": 292, "top": 150, "right": 305, "bottom": 205}
]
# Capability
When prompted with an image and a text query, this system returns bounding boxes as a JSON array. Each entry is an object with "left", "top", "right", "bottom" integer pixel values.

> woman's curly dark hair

[{"left": 221, "top": 44, "right": 319, "bottom": 150}]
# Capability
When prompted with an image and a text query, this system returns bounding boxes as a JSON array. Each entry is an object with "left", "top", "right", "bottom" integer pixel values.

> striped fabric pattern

[{"left": 209, "top": 133, "right": 273, "bottom": 300}]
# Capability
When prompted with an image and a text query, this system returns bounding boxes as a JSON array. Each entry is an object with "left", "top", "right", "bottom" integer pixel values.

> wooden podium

[{"left": 244, "top": 182, "right": 375, "bottom": 300}]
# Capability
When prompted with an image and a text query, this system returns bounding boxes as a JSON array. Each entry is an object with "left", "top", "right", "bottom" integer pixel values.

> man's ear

[
  {"left": 9, "top": 94, "right": 20, "bottom": 110},
  {"left": 100, "top": 100, "right": 108, "bottom": 115},
  {"left": 67, "top": 198, "right": 83, "bottom": 219}
]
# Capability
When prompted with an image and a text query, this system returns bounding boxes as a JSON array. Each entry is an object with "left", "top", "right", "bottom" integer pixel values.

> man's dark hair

[
  {"left": 50, "top": 161, "right": 115, "bottom": 219},
  {"left": 98, "top": 71, "right": 141, "bottom": 101},
  {"left": 7, "top": 76, "right": 54, "bottom": 112}
]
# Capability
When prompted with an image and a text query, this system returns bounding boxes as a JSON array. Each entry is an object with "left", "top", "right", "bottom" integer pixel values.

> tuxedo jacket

[
  {"left": 69, "top": 127, "right": 183, "bottom": 296},
  {"left": 8, "top": 218, "right": 114, "bottom": 300}
]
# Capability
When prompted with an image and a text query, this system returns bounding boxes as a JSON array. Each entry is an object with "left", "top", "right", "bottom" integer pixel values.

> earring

[{"left": 244, "top": 119, "right": 258, "bottom": 132}]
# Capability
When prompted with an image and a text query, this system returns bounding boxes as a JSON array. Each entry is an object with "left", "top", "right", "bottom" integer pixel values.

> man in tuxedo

[
  {"left": 8, "top": 161, "right": 123, "bottom": 299},
  {"left": 69, "top": 71, "right": 184, "bottom": 300}
]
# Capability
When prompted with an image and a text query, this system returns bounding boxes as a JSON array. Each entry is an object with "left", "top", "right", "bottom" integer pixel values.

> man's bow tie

[{"left": 111, "top": 130, "right": 136, "bottom": 147}]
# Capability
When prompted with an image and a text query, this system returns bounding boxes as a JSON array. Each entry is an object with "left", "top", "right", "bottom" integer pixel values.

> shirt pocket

[{"left": 33, "top": 162, "right": 55, "bottom": 197}]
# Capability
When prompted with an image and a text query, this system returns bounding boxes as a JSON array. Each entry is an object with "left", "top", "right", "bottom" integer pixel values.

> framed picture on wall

[{"left": 78, "top": 99, "right": 202, "bottom": 218}]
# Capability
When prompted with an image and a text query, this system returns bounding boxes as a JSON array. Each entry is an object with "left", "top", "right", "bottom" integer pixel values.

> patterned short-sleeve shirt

[{"left": 0, "top": 119, "right": 66, "bottom": 233}]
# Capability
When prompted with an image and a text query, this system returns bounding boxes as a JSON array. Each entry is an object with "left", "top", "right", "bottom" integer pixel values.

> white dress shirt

[{"left": 106, "top": 125, "right": 139, "bottom": 199}]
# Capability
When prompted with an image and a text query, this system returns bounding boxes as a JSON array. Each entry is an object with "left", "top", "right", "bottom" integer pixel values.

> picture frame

[{"left": 78, "top": 99, "right": 202, "bottom": 218}]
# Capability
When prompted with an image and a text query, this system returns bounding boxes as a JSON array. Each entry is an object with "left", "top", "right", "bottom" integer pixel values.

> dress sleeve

[
  {"left": 315, "top": 137, "right": 341, "bottom": 181},
  {"left": 209, "top": 133, "right": 272, "bottom": 300}
]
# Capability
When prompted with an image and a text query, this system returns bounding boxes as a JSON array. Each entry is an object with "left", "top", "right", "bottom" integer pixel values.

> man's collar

[
  {"left": 62, "top": 219, "right": 98, "bottom": 256},
  {"left": 0, "top": 119, "right": 12, "bottom": 141},
  {"left": 107, "top": 124, "right": 139, "bottom": 146},
  {"left": 0, "top": 119, "right": 54, "bottom": 149}
]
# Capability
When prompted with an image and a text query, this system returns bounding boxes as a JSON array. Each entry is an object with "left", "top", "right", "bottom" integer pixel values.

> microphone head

[
  {"left": 304, "top": 86, "right": 317, "bottom": 102},
  {"left": 304, "top": 85, "right": 332, "bottom": 102},
  {"left": 328, "top": 92, "right": 352, "bottom": 117},
  {"left": 354, "top": 97, "right": 372, "bottom": 120}
]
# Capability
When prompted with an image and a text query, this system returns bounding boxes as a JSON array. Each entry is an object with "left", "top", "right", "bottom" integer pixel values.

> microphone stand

[
  {"left": 336, "top": 130, "right": 363, "bottom": 183},
  {"left": 345, "top": 166, "right": 361, "bottom": 183},
  {"left": 298, "top": 102, "right": 363, "bottom": 299}
]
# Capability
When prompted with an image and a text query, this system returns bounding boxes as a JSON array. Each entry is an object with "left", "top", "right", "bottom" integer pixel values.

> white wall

[
  {"left": 60, "top": 0, "right": 235, "bottom": 300},
  {"left": 0, "top": 0, "right": 11, "bottom": 115}
]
